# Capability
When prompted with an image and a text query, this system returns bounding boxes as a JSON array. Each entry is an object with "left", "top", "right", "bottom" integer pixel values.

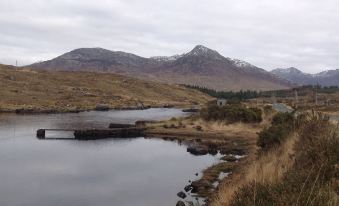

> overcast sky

[{"left": 1, "top": 0, "right": 339, "bottom": 73}]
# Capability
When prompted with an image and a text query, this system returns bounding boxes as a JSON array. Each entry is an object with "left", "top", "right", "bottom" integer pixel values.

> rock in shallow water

[
  {"left": 177, "top": 191, "right": 187, "bottom": 199},
  {"left": 184, "top": 184, "right": 193, "bottom": 192},
  {"left": 187, "top": 145, "right": 209, "bottom": 156},
  {"left": 176, "top": 200, "right": 186, "bottom": 206}
]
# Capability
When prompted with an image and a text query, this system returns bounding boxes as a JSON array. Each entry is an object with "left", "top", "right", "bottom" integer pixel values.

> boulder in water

[
  {"left": 177, "top": 191, "right": 187, "bottom": 199},
  {"left": 184, "top": 184, "right": 193, "bottom": 192},
  {"left": 176, "top": 200, "right": 186, "bottom": 206}
]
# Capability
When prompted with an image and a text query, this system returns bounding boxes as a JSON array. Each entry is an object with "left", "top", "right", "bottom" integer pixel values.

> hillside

[
  {"left": 271, "top": 67, "right": 339, "bottom": 86},
  {"left": 0, "top": 64, "right": 211, "bottom": 112},
  {"left": 28, "top": 45, "right": 291, "bottom": 91}
]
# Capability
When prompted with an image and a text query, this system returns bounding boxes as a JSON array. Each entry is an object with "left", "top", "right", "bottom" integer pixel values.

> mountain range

[
  {"left": 271, "top": 67, "right": 339, "bottom": 87},
  {"left": 28, "top": 45, "right": 291, "bottom": 91}
]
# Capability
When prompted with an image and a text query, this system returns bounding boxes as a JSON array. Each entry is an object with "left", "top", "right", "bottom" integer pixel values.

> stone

[
  {"left": 184, "top": 184, "right": 193, "bottom": 192},
  {"left": 177, "top": 191, "right": 187, "bottom": 199},
  {"left": 208, "top": 148, "right": 218, "bottom": 156},
  {"left": 176, "top": 200, "right": 186, "bottom": 206},
  {"left": 187, "top": 145, "right": 208, "bottom": 156}
]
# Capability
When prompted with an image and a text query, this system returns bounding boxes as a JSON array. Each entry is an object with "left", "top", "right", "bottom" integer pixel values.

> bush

[
  {"left": 271, "top": 112, "right": 294, "bottom": 125},
  {"left": 200, "top": 104, "right": 262, "bottom": 124},
  {"left": 263, "top": 105, "right": 273, "bottom": 114},
  {"left": 231, "top": 112, "right": 339, "bottom": 206},
  {"left": 257, "top": 112, "right": 294, "bottom": 150},
  {"left": 257, "top": 124, "right": 290, "bottom": 149},
  {"left": 294, "top": 112, "right": 337, "bottom": 181}
]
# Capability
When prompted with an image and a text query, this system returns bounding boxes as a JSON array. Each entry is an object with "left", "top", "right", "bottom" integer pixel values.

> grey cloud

[{"left": 0, "top": 0, "right": 339, "bottom": 73}]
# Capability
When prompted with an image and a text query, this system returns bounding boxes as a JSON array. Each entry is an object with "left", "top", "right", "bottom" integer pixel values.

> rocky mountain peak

[{"left": 187, "top": 45, "right": 220, "bottom": 57}]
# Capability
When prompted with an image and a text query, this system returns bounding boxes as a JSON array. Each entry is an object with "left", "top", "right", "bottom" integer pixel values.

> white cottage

[{"left": 217, "top": 99, "right": 227, "bottom": 106}]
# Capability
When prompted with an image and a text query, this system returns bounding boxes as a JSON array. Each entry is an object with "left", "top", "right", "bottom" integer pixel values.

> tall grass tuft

[{"left": 230, "top": 112, "right": 338, "bottom": 206}]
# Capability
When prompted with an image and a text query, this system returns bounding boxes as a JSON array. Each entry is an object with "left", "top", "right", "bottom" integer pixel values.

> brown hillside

[{"left": 0, "top": 64, "right": 211, "bottom": 112}]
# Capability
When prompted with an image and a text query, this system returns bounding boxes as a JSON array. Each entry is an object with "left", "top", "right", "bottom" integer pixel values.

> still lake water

[{"left": 0, "top": 109, "right": 220, "bottom": 206}]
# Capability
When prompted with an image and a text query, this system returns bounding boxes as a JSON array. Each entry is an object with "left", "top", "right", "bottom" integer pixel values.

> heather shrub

[
  {"left": 200, "top": 104, "right": 262, "bottom": 124},
  {"left": 231, "top": 112, "right": 339, "bottom": 206},
  {"left": 257, "top": 112, "right": 294, "bottom": 150}
]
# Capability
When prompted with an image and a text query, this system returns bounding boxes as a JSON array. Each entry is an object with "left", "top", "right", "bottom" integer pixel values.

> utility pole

[{"left": 15, "top": 60, "right": 18, "bottom": 67}]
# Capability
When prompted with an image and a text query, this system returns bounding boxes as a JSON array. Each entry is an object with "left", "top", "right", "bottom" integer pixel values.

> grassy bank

[
  {"left": 210, "top": 112, "right": 339, "bottom": 206},
  {"left": 0, "top": 64, "right": 211, "bottom": 113}
]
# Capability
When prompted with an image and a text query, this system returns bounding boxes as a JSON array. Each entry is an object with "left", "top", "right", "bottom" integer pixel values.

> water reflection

[{"left": 0, "top": 109, "right": 218, "bottom": 206}]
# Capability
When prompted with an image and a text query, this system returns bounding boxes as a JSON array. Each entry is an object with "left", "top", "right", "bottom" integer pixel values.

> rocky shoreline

[
  {"left": 155, "top": 137, "right": 249, "bottom": 206},
  {"left": 146, "top": 135, "right": 248, "bottom": 206},
  {"left": 142, "top": 116, "right": 262, "bottom": 206}
]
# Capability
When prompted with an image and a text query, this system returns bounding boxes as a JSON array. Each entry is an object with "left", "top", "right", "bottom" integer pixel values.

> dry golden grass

[
  {"left": 146, "top": 117, "right": 265, "bottom": 143},
  {"left": 210, "top": 133, "right": 298, "bottom": 206},
  {"left": 199, "top": 120, "right": 262, "bottom": 135},
  {"left": 211, "top": 112, "right": 339, "bottom": 206},
  {"left": 0, "top": 65, "right": 211, "bottom": 112}
]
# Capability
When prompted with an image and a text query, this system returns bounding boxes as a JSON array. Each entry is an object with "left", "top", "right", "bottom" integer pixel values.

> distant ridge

[
  {"left": 271, "top": 67, "right": 339, "bottom": 87},
  {"left": 28, "top": 45, "right": 292, "bottom": 91}
]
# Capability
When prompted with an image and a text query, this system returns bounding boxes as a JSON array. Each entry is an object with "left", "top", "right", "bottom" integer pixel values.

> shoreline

[
  {"left": 0, "top": 104, "right": 193, "bottom": 115},
  {"left": 143, "top": 117, "right": 264, "bottom": 205}
]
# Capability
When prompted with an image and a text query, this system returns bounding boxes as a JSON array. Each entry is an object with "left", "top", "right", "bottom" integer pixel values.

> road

[{"left": 272, "top": 103, "right": 294, "bottom": 113}]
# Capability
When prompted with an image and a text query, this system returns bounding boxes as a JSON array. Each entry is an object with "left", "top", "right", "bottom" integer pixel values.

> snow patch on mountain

[
  {"left": 150, "top": 54, "right": 184, "bottom": 62},
  {"left": 231, "top": 59, "right": 253, "bottom": 68}
]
